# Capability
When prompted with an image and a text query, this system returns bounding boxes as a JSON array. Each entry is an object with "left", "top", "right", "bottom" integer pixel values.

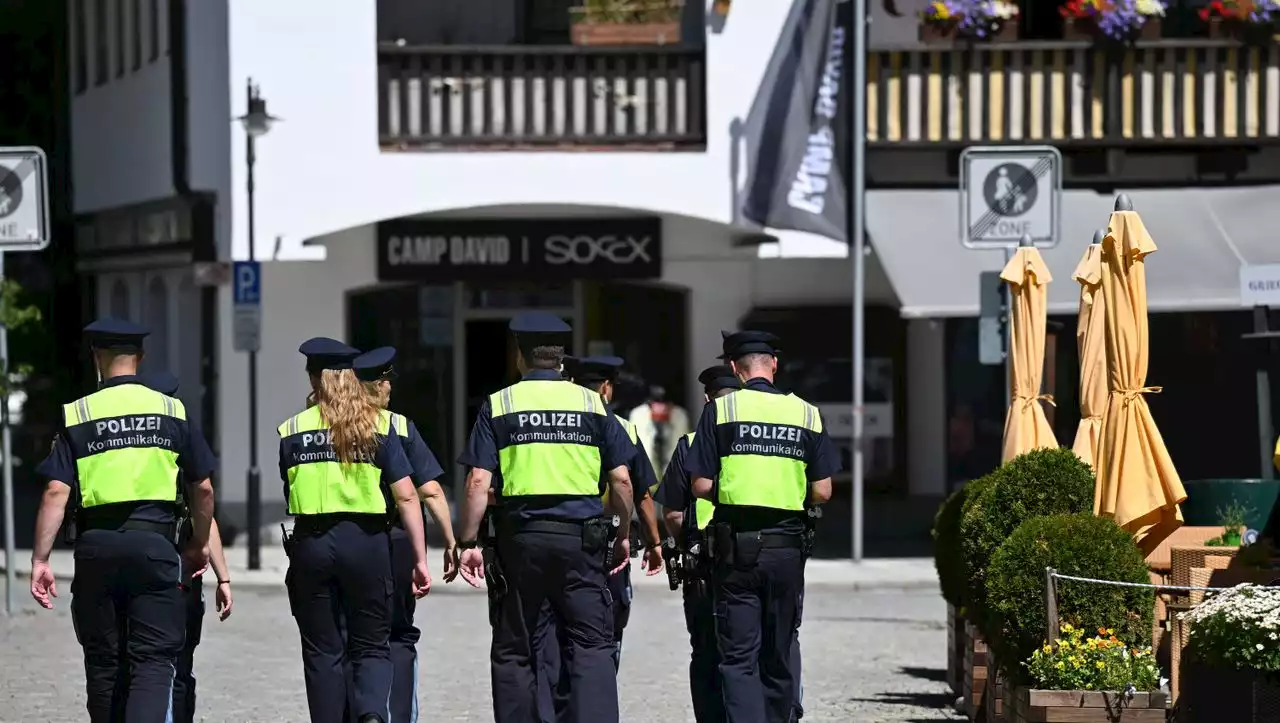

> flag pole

[{"left": 850, "top": 0, "right": 867, "bottom": 563}]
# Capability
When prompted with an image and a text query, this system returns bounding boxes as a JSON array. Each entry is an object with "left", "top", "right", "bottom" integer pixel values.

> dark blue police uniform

[
  {"left": 458, "top": 313, "right": 637, "bottom": 723},
  {"left": 280, "top": 338, "right": 414, "bottom": 723},
  {"left": 139, "top": 371, "right": 220, "bottom": 723},
  {"left": 536, "top": 355, "right": 660, "bottom": 722},
  {"left": 684, "top": 332, "right": 840, "bottom": 723},
  {"left": 354, "top": 346, "right": 446, "bottom": 723},
  {"left": 36, "top": 319, "right": 217, "bottom": 723},
  {"left": 653, "top": 365, "right": 742, "bottom": 723}
]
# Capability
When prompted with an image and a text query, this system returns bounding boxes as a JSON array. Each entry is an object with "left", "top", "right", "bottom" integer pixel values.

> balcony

[
  {"left": 378, "top": 44, "right": 706, "bottom": 151},
  {"left": 865, "top": 39, "right": 1280, "bottom": 147}
]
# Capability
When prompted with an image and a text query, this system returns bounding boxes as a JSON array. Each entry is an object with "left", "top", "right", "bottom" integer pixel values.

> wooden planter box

[
  {"left": 1012, "top": 688, "right": 1168, "bottom": 722},
  {"left": 964, "top": 621, "right": 989, "bottom": 720},
  {"left": 918, "top": 19, "right": 1017, "bottom": 45},
  {"left": 571, "top": 21, "right": 681, "bottom": 46},
  {"left": 1181, "top": 660, "right": 1280, "bottom": 722},
  {"left": 948, "top": 603, "right": 967, "bottom": 695},
  {"left": 1207, "top": 17, "right": 1279, "bottom": 43},
  {"left": 1063, "top": 16, "right": 1161, "bottom": 42}
]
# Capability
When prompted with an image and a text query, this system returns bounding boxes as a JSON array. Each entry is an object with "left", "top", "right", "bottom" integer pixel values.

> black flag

[{"left": 740, "top": 0, "right": 851, "bottom": 242}]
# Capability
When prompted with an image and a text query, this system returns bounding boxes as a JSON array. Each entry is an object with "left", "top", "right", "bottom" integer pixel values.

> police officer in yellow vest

[
  {"left": 685, "top": 331, "right": 838, "bottom": 723},
  {"left": 655, "top": 364, "right": 741, "bottom": 723},
  {"left": 535, "top": 355, "right": 664, "bottom": 722},
  {"left": 29, "top": 318, "right": 217, "bottom": 723},
  {"left": 454, "top": 312, "right": 638, "bottom": 723},
  {"left": 278, "top": 337, "right": 430, "bottom": 723}
]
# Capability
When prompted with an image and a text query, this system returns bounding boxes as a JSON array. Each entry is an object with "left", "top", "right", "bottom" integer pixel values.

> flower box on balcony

[
  {"left": 571, "top": 20, "right": 681, "bottom": 46},
  {"left": 1012, "top": 689, "right": 1167, "bottom": 722},
  {"left": 1206, "top": 17, "right": 1279, "bottom": 43},
  {"left": 918, "top": 19, "right": 1017, "bottom": 45},
  {"left": 1064, "top": 16, "right": 1162, "bottom": 42}
]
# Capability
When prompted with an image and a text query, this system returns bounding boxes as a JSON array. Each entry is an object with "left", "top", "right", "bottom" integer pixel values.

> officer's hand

[
  {"left": 642, "top": 545, "right": 664, "bottom": 576},
  {"left": 458, "top": 548, "right": 485, "bottom": 589},
  {"left": 610, "top": 537, "right": 631, "bottom": 576},
  {"left": 30, "top": 561, "right": 57, "bottom": 609},
  {"left": 443, "top": 545, "right": 459, "bottom": 583},
  {"left": 182, "top": 542, "right": 210, "bottom": 579},
  {"left": 412, "top": 562, "right": 432, "bottom": 598},
  {"left": 215, "top": 581, "right": 233, "bottom": 620}
]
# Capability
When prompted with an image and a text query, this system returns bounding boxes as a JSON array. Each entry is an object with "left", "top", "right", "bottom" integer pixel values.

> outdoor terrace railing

[
  {"left": 378, "top": 44, "right": 706, "bottom": 150},
  {"left": 866, "top": 39, "right": 1280, "bottom": 146}
]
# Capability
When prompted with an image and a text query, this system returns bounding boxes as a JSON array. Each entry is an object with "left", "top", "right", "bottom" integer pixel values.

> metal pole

[
  {"left": 245, "top": 82, "right": 262, "bottom": 571},
  {"left": 1004, "top": 247, "right": 1014, "bottom": 412},
  {"left": 850, "top": 0, "right": 867, "bottom": 563},
  {"left": 1255, "top": 306, "right": 1275, "bottom": 481},
  {"left": 1, "top": 251, "right": 13, "bottom": 615}
]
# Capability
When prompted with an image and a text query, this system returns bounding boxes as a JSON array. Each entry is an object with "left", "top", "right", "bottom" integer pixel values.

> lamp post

[{"left": 236, "top": 78, "right": 277, "bottom": 570}]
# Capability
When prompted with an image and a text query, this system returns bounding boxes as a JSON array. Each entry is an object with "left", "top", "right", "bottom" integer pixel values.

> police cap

[
  {"left": 697, "top": 364, "right": 741, "bottom": 394},
  {"left": 141, "top": 371, "right": 180, "bottom": 396},
  {"left": 353, "top": 346, "right": 397, "bottom": 382},
  {"left": 567, "top": 355, "right": 624, "bottom": 386},
  {"left": 509, "top": 311, "right": 571, "bottom": 351},
  {"left": 84, "top": 318, "right": 150, "bottom": 352},
  {"left": 718, "top": 330, "right": 781, "bottom": 360},
  {"left": 298, "top": 337, "right": 360, "bottom": 374}
]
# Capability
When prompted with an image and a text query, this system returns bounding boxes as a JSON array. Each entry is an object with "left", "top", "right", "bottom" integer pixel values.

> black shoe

[{"left": 357, "top": 716, "right": 384, "bottom": 723}]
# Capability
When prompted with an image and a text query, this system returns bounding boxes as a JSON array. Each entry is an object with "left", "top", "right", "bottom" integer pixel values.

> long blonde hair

[
  {"left": 362, "top": 380, "right": 390, "bottom": 410},
  {"left": 311, "top": 369, "right": 381, "bottom": 464}
]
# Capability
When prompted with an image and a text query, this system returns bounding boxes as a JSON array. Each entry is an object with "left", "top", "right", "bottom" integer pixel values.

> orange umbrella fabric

[
  {"left": 1094, "top": 209, "right": 1187, "bottom": 555},
  {"left": 999, "top": 246, "right": 1058, "bottom": 463},
  {"left": 1071, "top": 242, "right": 1107, "bottom": 468}
]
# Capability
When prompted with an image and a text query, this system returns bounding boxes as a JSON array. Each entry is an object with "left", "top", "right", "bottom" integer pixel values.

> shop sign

[
  {"left": 1240, "top": 264, "right": 1280, "bottom": 307},
  {"left": 377, "top": 217, "right": 662, "bottom": 282}
]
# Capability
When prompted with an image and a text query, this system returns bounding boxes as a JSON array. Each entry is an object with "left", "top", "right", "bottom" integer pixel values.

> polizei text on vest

[
  {"left": 509, "top": 411, "right": 594, "bottom": 444},
  {"left": 729, "top": 423, "right": 804, "bottom": 458},
  {"left": 88, "top": 415, "right": 173, "bottom": 453}
]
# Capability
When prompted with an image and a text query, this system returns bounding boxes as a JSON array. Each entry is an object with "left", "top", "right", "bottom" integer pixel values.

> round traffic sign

[
  {"left": 0, "top": 165, "right": 21, "bottom": 220},
  {"left": 982, "top": 163, "right": 1036, "bottom": 218}
]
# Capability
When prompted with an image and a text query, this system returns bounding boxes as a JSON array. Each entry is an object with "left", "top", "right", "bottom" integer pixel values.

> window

[
  {"left": 74, "top": 0, "right": 87, "bottom": 93},
  {"left": 131, "top": 0, "right": 141, "bottom": 69},
  {"left": 109, "top": 279, "right": 131, "bottom": 319},
  {"left": 149, "top": 0, "right": 159, "bottom": 62},
  {"left": 115, "top": 0, "right": 125, "bottom": 77},
  {"left": 95, "top": 0, "right": 108, "bottom": 85},
  {"left": 145, "top": 277, "right": 170, "bottom": 372}
]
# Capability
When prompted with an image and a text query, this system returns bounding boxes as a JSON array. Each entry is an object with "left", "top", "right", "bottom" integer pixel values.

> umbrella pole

[{"left": 1004, "top": 246, "right": 1015, "bottom": 411}]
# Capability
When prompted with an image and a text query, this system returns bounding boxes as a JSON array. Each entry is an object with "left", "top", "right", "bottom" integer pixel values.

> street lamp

[{"left": 235, "top": 78, "right": 279, "bottom": 571}]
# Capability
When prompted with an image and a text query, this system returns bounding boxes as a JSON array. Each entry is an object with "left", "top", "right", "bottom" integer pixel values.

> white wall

[
  {"left": 70, "top": 0, "right": 174, "bottom": 213},
  {"left": 223, "top": 0, "right": 831, "bottom": 261}
]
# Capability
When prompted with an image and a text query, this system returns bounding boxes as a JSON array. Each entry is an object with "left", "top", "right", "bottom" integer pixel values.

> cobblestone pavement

[{"left": 0, "top": 581, "right": 963, "bottom": 722}]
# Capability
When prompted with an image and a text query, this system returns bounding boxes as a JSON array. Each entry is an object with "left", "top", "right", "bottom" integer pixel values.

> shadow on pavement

[{"left": 898, "top": 666, "right": 948, "bottom": 684}]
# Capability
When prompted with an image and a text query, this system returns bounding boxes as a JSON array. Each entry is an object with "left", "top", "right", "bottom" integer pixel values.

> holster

[
  {"left": 662, "top": 537, "right": 682, "bottom": 591},
  {"left": 803, "top": 506, "right": 823, "bottom": 558},
  {"left": 583, "top": 515, "right": 617, "bottom": 567},
  {"left": 280, "top": 523, "right": 295, "bottom": 559}
]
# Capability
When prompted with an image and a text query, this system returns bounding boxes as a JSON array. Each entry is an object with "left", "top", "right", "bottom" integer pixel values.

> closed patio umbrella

[
  {"left": 1000, "top": 237, "right": 1058, "bottom": 463},
  {"left": 1071, "top": 230, "right": 1108, "bottom": 468},
  {"left": 1095, "top": 196, "right": 1187, "bottom": 555}
]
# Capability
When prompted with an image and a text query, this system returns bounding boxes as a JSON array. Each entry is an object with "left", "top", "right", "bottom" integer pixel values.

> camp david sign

[
  {"left": 960, "top": 146, "right": 1062, "bottom": 250},
  {"left": 377, "top": 217, "right": 662, "bottom": 282}
]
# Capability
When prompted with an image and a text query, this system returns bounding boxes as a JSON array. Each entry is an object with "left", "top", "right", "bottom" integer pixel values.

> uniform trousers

[
  {"left": 286, "top": 519, "right": 394, "bottom": 723},
  {"left": 536, "top": 563, "right": 631, "bottom": 722},
  {"left": 71, "top": 528, "right": 186, "bottom": 723},
  {"left": 682, "top": 579, "right": 725, "bottom": 723},
  {"left": 792, "top": 587, "right": 804, "bottom": 720},
  {"left": 386, "top": 525, "right": 422, "bottom": 722},
  {"left": 491, "top": 529, "right": 618, "bottom": 723},
  {"left": 171, "top": 573, "right": 205, "bottom": 723},
  {"left": 712, "top": 546, "right": 805, "bottom": 723}
]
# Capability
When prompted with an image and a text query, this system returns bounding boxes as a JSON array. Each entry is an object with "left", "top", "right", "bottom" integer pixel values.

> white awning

[{"left": 867, "top": 186, "right": 1280, "bottom": 318}]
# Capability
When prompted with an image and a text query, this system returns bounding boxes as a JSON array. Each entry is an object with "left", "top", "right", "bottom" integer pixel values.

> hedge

[
  {"left": 957, "top": 471, "right": 999, "bottom": 622},
  {"left": 960, "top": 448, "right": 1096, "bottom": 634},
  {"left": 986, "top": 513, "right": 1155, "bottom": 684},
  {"left": 933, "top": 481, "right": 974, "bottom": 609}
]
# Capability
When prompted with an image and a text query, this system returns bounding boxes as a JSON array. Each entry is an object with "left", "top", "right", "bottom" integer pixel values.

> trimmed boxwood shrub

[
  {"left": 987, "top": 513, "right": 1155, "bottom": 683},
  {"left": 934, "top": 481, "right": 975, "bottom": 609},
  {"left": 956, "top": 471, "right": 999, "bottom": 623},
  {"left": 960, "top": 448, "right": 1095, "bottom": 634}
]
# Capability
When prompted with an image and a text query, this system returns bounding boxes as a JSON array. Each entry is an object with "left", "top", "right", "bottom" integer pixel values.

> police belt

[
  {"left": 292, "top": 513, "right": 389, "bottom": 536},
  {"left": 80, "top": 518, "right": 178, "bottom": 538},
  {"left": 504, "top": 519, "right": 586, "bottom": 537},
  {"left": 757, "top": 533, "right": 805, "bottom": 548}
]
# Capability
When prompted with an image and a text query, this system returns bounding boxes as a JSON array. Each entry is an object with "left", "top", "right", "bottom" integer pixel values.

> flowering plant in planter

[
  {"left": 1180, "top": 583, "right": 1280, "bottom": 674},
  {"left": 1026, "top": 624, "right": 1161, "bottom": 691},
  {"left": 920, "top": 0, "right": 1019, "bottom": 40},
  {"left": 1060, "top": 0, "right": 1166, "bottom": 42},
  {"left": 1199, "top": 0, "right": 1280, "bottom": 23}
]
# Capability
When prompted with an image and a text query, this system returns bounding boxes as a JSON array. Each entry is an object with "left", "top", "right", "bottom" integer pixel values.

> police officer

[
  {"left": 454, "top": 312, "right": 638, "bottom": 723},
  {"left": 353, "top": 346, "right": 457, "bottom": 722},
  {"left": 140, "top": 370, "right": 234, "bottom": 723},
  {"left": 29, "top": 318, "right": 217, "bottom": 723},
  {"left": 533, "top": 355, "right": 664, "bottom": 721},
  {"left": 278, "top": 337, "right": 431, "bottom": 723},
  {"left": 655, "top": 364, "right": 741, "bottom": 723},
  {"left": 684, "top": 331, "right": 839, "bottom": 723}
]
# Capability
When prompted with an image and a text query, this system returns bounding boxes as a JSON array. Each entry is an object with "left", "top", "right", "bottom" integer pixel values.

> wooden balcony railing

[
  {"left": 378, "top": 44, "right": 706, "bottom": 150},
  {"left": 866, "top": 39, "right": 1280, "bottom": 146}
]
